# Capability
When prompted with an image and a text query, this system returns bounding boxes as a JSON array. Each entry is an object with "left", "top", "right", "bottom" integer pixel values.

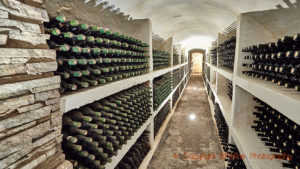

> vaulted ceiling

[{"left": 107, "top": 0, "right": 292, "bottom": 50}]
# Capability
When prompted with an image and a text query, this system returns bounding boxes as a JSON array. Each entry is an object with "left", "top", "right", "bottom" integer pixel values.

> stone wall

[{"left": 0, "top": 0, "right": 71, "bottom": 168}]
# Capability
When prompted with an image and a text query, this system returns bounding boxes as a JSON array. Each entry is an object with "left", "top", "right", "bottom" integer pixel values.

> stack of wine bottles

[
  {"left": 225, "top": 143, "right": 247, "bottom": 169},
  {"left": 242, "top": 33, "right": 300, "bottom": 91},
  {"left": 204, "top": 65, "right": 210, "bottom": 81},
  {"left": 153, "top": 74, "right": 173, "bottom": 110},
  {"left": 154, "top": 101, "right": 171, "bottom": 137},
  {"left": 173, "top": 47, "right": 180, "bottom": 65},
  {"left": 214, "top": 103, "right": 229, "bottom": 152},
  {"left": 172, "top": 88, "right": 180, "bottom": 108},
  {"left": 153, "top": 49, "right": 171, "bottom": 70},
  {"left": 181, "top": 67, "right": 185, "bottom": 79},
  {"left": 44, "top": 15, "right": 149, "bottom": 94},
  {"left": 172, "top": 68, "right": 181, "bottom": 88},
  {"left": 115, "top": 131, "right": 150, "bottom": 169},
  {"left": 228, "top": 81, "right": 233, "bottom": 100},
  {"left": 181, "top": 54, "right": 185, "bottom": 64},
  {"left": 210, "top": 47, "right": 217, "bottom": 66},
  {"left": 62, "top": 84, "right": 151, "bottom": 169},
  {"left": 251, "top": 98, "right": 299, "bottom": 169},
  {"left": 218, "top": 37, "right": 236, "bottom": 70}
]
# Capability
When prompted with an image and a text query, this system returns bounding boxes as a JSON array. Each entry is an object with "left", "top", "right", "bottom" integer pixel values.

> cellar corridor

[{"left": 148, "top": 75, "right": 225, "bottom": 169}]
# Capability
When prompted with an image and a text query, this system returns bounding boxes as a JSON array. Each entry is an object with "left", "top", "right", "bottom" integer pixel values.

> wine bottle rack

[
  {"left": 44, "top": 16, "right": 149, "bottom": 95},
  {"left": 228, "top": 81, "right": 232, "bottom": 100},
  {"left": 62, "top": 83, "right": 152, "bottom": 169},
  {"left": 204, "top": 8, "right": 300, "bottom": 169},
  {"left": 172, "top": 68, "right": 181, "bottom": 88},
  {"left": 210, "top": 47, "right": 217, "bottom": 66},
  {"left": 242, "top": 33, "right": 300, "bottom": 92},
  {"left": 153, "top": 73, "right": 173, "bottom": 110},
  {"left": 218, "top": 36, "right": 236, "bottom": 70},
  {"left": 225, "top": 142, "right": 247, "bottom": 169},
  {"left": 214, "top": 103, "right": 229, "bottom": 152},
  {"left": 153, "top": 49, "right": 171, "bottom": 70},
  {"left": 173, "top": 47, "right": 180, "bottom": 66},
  {"left": 115, "top": 131, "right": 150, "bottom": 169},
  {"left": 251, "top": 98, "right": 299, "bottom": 169},
  {"left": 172, "top": 88, "right": 180, "bottom": 107},
  {"left": 154, "top": 101, "right": 171, "bottom": 137}
]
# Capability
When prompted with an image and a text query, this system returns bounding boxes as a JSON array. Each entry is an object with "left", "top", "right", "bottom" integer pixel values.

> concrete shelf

[
  {"left": 60, "top": 63, "right": 188, "bottom": 113},
  {"left": 236, "top": 76, "right": 300, "bottom": 125},
  {"left": 139, "top": 76, "right": 190, "bottom": 169},
  {"left": 104, "top": 71, "right": 191, "bottom": 169},
  {"left": 105, "top": 116, "right": 153, "bottom": 169},
  {"left": 204, "top": 8, "right": 300, "bottom": 169}
]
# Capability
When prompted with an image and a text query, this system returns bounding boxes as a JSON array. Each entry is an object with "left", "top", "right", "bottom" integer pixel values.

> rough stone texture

[
  {"left": 0, "top": 62, "right": 57, "bottom": 76},
  {"left": 0, "top": 1, "right": 63, "bottom": 167},
  {"left": 0, "top": 34, "right": 7, "bottom": 44},
  {"left": 9, "top": 31, "right": 50, "bottom": 45},
  {"left": 33, "top": 0, "right": 43, "bottom": 3},
  {"left": 0, "top": 48, "right": 56, "bottom": 60},
  {"left": 51, "top": 115, "right": 62, "bottom": 128},
  {"left": 51, "top": 103, "right": 60, "bottom": 112},
  {"left": 0, "top": 76, "right": 60, "bottom": 99},
  {"left": 0, "top": 0, "right": 49, "bottom": 22},
  {"left": 0, "top": 57, "right": 29, "bottom": 65},
  {"left": 0, "top": 121, "right": 36, "bottom": 139},
  {"left": 0, "top": 9, "right": 8, "bottom": 18},
  {"left": 35, "top": 89, "right": 60, "bottom": 101},
  {"left": 6, "top": 141, "right": 56, "bottom": 169},
  {"left": 0, "top": 121, "right": 50, "bottom": 159},
  {"left": 0, "top": 18, "right": 41, "bottom": 33},
  {"left": 30, "top": 83, "right": 60, "bottom": 93},
  {"left": 0, "top": 106, "right": 51, "bottom": 131},
  {"left": 33, "top": 129, "right": 61, "bottom": 148},
  {"left": 0, "top": 94, "right": 35, "bottom": 116},
  {"left": 148, "top": 76, "right": 225, "bottom": 169},
  {"left": 55, "top": 160, "right": 73, "bottom": 169},
  {"left": 17, "top": 103, "right": 44, "bottom": 113},
  {"left": 45, "top": 98, "right": 60, "bottom": 105}
]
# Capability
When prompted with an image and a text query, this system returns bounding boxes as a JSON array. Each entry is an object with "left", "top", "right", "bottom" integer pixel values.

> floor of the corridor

[{"left": 147, "top": 75, "right": 225, "bottom": 169}]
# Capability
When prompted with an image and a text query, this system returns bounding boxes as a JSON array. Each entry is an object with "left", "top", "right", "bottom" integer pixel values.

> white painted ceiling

[{"left": 107, "top": 0, "right": 292, "bottom": 50}]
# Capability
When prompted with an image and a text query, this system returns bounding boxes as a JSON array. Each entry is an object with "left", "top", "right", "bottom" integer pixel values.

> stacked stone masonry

[{"left": 0, "top": 0, "right": 71, "bottom": 168}]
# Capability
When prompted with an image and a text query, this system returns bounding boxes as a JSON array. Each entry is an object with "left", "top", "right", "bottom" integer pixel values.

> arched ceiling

[{"left": 107, "top": 0, "right": 290, "bottom": 50}]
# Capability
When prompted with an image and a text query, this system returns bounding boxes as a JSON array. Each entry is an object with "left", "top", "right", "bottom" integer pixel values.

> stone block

[
  {"left": 0, "top": 9, "right": 8, "bottom": 18},
  {"left": 55, "top": 160, "right": 73, "bottom": 169},
  {"left": 45, "top": 98, "right": 60, "bottom": 105},
  {"left": 26, "top": 62, "right": 57, "bottom": 75},
  {"left": 51, "top": 111, "right": 62, "bottom": 118},
  {"left": 0, "top": 76, "right": 60, "bottom": 100},
  {"left": 0, "top": 121, "right": 50, "bottom": 159},
  {"left": 0, "top": 142, "right": 33, "bottom": 169},
  {"left": 0, "top": 19, "right": 41, "bottom": 33},
  {"left": 33, "top": 129, "right": 61, "bottom": 148},
  {"left": 17, "top": 103, "right": 44, "bottom": 113},
  {"left": 51, "top": 103, "right": 61, "bottom": 112},
  {"left": 30, "top": 83, "right": 60, "bottom": 93},
  {"left": 0, "top": 64, "right": 26, "bottom": 76},
  {"left": 0, "top": 105, "right": 51, "bottom": 132},
  {"left": 9, "top": 32, "right": 50, "bottom": 45},
  {"left": 0, "top": 34, "right": 7, "bottom": 45},
  {"left": 35, "top": 89, "right": 60, "bottom": 101},
  {"left": 0, "top": 57, "right": 28, "bottom": 65},
  {"left": 0, "top": 0, "right": 49, "bottom": 22},
  {"left": 0, "top": 121, "right": 36, "bottom": 140},
  {"left": 51, "top": 115, "right": 62, "bottom": 128},
  {"left": 0, "top": 94, "right": 34, "bottom": 116},
  {"left": 0, "top": 48, "right": 56, "bottom": 59}
]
